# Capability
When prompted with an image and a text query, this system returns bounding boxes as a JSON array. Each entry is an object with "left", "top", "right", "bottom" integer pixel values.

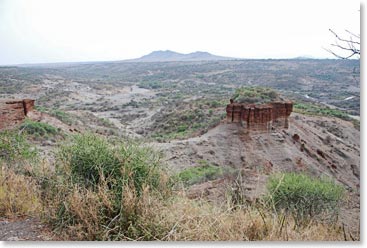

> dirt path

[{"left": 0, "top": 218, "right": 54, "bottom": 241}]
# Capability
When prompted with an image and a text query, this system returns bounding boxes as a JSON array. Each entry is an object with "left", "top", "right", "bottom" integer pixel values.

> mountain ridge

[{"left": 127, "top": 50, "right": 237, "bottom": 62}]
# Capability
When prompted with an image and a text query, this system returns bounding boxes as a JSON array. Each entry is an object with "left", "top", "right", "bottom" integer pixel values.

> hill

[{"left": 128, "top": 50, "right": 236, "bottom": 62}]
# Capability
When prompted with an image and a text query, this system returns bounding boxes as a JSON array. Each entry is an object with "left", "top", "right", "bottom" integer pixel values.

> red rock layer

[
  {"left": 0, "top": 99, "right": 35, "bottom": 130},
  {"left": 226, "top": 100, "right": 293, "bottom": 131}
]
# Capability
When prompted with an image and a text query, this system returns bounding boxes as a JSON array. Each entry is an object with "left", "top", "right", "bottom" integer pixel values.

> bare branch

[
  {"left": 330, "top": 43, "right": 358, "bottom": 54},
  {"left": 345, "top": 30, "right": 360, "bottom": 39},
  {"left": 327, "top": 28, "right": 360, "bottom": 59},
  {"left": 323, "top": 48, "right": 357, "bottom": 59},
  {"left": 329, "top": 29, "right": 360, "bottom": 45}
]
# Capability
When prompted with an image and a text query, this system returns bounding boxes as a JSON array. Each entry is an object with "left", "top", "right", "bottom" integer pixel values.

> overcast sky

[{"left": 0, "top": 0, "right": 360, "bottom": 65}]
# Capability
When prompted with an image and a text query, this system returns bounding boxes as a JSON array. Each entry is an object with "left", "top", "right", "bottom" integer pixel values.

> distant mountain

[
  {"left": 127, "top": 50, "right": 236, "bottom": 62},
  {"left": 292, "top": 55, "right": 319, "bottom": 60}
]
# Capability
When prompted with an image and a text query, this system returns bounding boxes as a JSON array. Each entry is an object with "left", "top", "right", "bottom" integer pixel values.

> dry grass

[
  {"left": 43, "top": 180, "right": 349, "bottom": 241},
  {"left": 43, "top": 174, "right": 173, "bottom": 241},
  {"left": 0, "top": 163, "right": 355, "bottom": 241},
  {"left": 0, "top": 166, "right": 42, "bottom": 218},
  {"left": 138, "top": 195, "right": 347, "bottom": 241}
]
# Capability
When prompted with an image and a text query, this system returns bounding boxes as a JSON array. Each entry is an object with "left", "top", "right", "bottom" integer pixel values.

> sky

[{"left": 0, "top": 0, "right": 361, "bottom": 65}]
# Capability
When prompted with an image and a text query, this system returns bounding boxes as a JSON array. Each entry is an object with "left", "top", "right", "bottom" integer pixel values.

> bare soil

[{"left": 0, "top": 218, "right": 54, "bottom": 241}]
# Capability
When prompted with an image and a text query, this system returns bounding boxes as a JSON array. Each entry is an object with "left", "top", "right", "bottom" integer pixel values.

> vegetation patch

[
  {"left": 36, "top": 106, "right": 74, "bottom": 126},
  {"left": 150, "top": 102, "right": 225, "bottom": 141},
  {"left": 20, "top": 119, "right": 59, "bottom": 138},
  {"left": 0, "top": 130, "right": 37, "bottom": 163},
  {"left": 177, "top": 160, "right": 234, "bottom": 185},
  {"left": 138, "top": 81, "right": 165, "bottom": 89},
  {"left": 352, "top": 119, "right": 360, "bottom": 130},
  {"left": 0, "top": 131, "right": 41, "bottom": 218},
  {"left": 97, "top": 117, "right": 116, "bottom": 128},
  {"left": 294, "top": 102, "right": 351, "bottom": 121},
  {"left": 265, "top": 172, "right": 345, "bottom": 225},
  {"left": 232, "top": 86, "right": 279, "bottom": 104},
  {"left": 44, "top": 133, "right": 171, "bottom": 240},
  {"left": 50, "top": 109, "right": 74, "bottom": 125}
]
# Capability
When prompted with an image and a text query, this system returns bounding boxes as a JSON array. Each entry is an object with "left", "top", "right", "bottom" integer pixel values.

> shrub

[
  {"left": 265, "top": 173, "right": 345, "bottom": 225},
  {"left": 0, "top": 130, "right": 37, "bottom": 163},
  {"left": 46, "top": 133, "right": 171, "bottom": 240},
  {"left": 58, "top": 133, "right": 164, "bottom": 192},
  {"left": 177, "top": 125, "right": 188, "bottom": 133},
  {"left": 58, "top": 133, "right": 120, "bottom": 187},
  {"left": 20, "top": 119, "right": 58, "bottom": 137}
]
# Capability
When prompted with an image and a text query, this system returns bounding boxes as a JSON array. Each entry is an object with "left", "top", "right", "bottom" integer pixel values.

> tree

[
  {"left": 325, "top": 9, "right": 360, "bottom": 60},
  {"left": 325, "top": 28, "right": 360, "bottom": 59},
  {"left": 324, "top": 12, "right": 360, "bottom": 86}
]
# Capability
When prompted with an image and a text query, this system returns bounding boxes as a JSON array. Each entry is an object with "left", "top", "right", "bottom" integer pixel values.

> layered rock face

[
  {"left": 226, "top": 100, "right": 293, "bottom": 131},
  {"left": 0, "top": 99, "right": 35, "bottom": 130}
]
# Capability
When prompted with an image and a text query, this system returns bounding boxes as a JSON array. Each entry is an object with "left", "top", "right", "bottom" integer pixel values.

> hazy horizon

[
  {"left": 0, "top": 0, "right": 360, "bottom": 65},
  {"left": 1, "top": 50, "right": 361, "bottom": 67}
]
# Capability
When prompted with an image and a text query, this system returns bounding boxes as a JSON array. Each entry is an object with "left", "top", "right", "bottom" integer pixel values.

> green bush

[
  {"left": 20, "top": 119, "right": 58, "bottom": 137},
  {"left": 0, "top": 130, "right": 37, "bottom": 163},
  {"left": 265, "top": 173, "right": 345, "bottom": 224},
  {"left": 177, "top": 125, "right": 188, "bottom": 133},
  {"left": 57, "top": 133, "right": 164, "bottom": 193},
  {"left": 58, "top": 133, "right": 120, "bottom": 187},
  {"left": 47, "top": 133, "right": 172, "bottom": 240}
]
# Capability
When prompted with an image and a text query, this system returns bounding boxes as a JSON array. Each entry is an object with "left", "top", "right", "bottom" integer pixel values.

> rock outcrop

[
  {"left": 226, "top": 100, "right": 293, "bottom": 131},
  {"left": 0, "top": 99, "right": 35, "bottom": 130}
]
